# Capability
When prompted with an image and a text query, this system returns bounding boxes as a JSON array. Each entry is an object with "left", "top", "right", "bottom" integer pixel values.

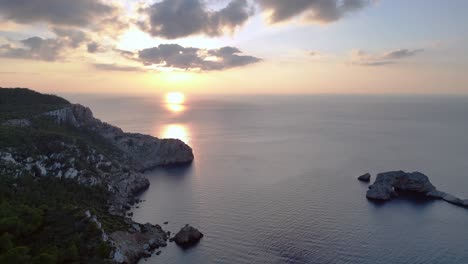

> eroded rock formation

[{"left": 365, "top": 171, "right": 468, "bottom": 208}]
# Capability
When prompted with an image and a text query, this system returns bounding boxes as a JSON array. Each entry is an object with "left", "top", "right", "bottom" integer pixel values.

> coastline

[{"left": 0, "top": 88, "right": 194, "bottom": 263}]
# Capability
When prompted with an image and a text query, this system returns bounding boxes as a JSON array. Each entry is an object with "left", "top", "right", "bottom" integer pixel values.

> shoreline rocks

[
  {"left": 173, "top": 224, "right": 204, "bottom": 248},
  {"left": 110, "top": 222, "right": 168, "bottom": 264},
  {"left": 365, "top": 171, "right": 468, "bottom": 208}
]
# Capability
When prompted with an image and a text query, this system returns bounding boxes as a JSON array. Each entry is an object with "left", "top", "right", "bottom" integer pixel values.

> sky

[{"left": 0, "top": 0, "right": 467, "bottom": 95}]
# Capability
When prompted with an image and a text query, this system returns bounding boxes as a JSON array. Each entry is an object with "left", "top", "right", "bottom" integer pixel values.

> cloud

[
  {"left": 92, "top": 63, "right": 144, "bottom": 72},
  {"left": 309, "top": 50, "right": 320, "bottom": 56},
  {"left": 350, "top": 49, "right": 423, "bottom": 66},
  {"left": 87, "top": 42, "right": 99, "bottom": 53},
  {"left": 52, "top": 27, "right": 88, "bottom": 48},
  {"left": 0, "top": 0, "right": 119, "bottom": 27},
  {"left": 259, "top": 0, "right": 371, "bottom": 23},
  {"left": 381, "top": 49, "right": 424, "bottom": 60},
  {"left": 135, "top": 44, "right": 261, "bottom": 71},
  {"left": 0, "top": 27, "right": 96, "bottom": 61},
  {"left": 138, "top": 0, "right": 252, "bottom": 39},
  {"left": 0, "top": 37, "right": 65, "bottom": 61}
]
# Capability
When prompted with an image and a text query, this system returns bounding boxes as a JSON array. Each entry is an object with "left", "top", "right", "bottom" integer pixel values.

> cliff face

[
  {"left": 2, "top": 103, "right": 193, "bottom": 212},
  {"left": 0, "top": 89, "right": 193, "bottom": 263},
  {"left": 44, "top": 104, "right": 194, "bottom": 171}
]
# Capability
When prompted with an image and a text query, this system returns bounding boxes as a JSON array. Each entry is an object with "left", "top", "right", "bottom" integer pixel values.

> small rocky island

[
  {"left": 364, "top": 171, "right": 468, "bottom": 208},
  {"left": 357, "top": 173, "right": 371, "bottom": 182},
  {"left": 173, "top": 224, "right": 204, "bottom": 248},
  {"left": 0, "top": 88, "right": 198, "bottom": 263}
]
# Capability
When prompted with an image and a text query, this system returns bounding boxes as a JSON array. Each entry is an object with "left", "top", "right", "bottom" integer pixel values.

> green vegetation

[
  {"left": 0, "top": 88, "right": 130, "bottom": 263},
  {"left": 0, "top": 88, "right": 70, "bottom": 122},
  {"left": 0, "top": 116, "right": 119, "bottom": 159},
  {"left": 0, "top": 174, "right": 127, "bottom": 263}
]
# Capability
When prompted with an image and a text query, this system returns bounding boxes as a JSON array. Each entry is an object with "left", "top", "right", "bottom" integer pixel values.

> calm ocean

[{"left": 63, "top": 94, "right": 468, "bottom": 264}]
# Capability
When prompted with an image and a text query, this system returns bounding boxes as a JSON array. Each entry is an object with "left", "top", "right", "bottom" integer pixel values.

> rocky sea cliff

[{"left": 0, "top": 88, "right": 194, "bottom": 263}]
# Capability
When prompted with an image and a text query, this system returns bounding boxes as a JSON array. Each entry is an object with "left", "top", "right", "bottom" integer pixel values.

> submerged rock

[
  {"left": 357, "top": 173, "right": 371, "bottom": 182},
  {"left": 174, "top": 224, "right": 204, "bottom": 248}
]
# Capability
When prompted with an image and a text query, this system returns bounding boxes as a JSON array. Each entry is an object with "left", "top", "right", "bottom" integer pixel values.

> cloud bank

[{"left": 139, "top": 0, "right": 252, "bottom": 39}]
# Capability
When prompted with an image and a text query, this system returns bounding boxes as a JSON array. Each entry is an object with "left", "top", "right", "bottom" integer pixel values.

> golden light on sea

[
  {"left": 161, "top": 124, "right": 190, "bottom": 144},
  {"left": 165, "top": 92, "right": 186, "bottom": 113}
]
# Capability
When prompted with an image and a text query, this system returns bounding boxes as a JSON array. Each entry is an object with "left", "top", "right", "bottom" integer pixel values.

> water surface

[{"left": 64, "top": 94, "right": 468, "bottom": 264}]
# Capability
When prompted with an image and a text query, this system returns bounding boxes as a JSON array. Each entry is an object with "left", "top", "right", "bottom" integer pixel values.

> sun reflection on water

[
  {"left": 161, "top": 124, "right": 190, "bottom": 144},
  {"left": 166, "top": 104, "right": 186, "bottom": 113}
]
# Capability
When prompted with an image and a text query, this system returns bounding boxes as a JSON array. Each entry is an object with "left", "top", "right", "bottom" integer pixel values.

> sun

[{"left": 165, "top": 92, "right": 185, "bottom": 105}]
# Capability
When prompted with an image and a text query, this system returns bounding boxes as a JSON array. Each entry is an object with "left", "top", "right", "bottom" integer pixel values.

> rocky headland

[
  {"left": 365, "top": 170, "right": 468, "bottom": 208},
  {"left": 0, "top": 88, "right": 196, "bottom": 263}
]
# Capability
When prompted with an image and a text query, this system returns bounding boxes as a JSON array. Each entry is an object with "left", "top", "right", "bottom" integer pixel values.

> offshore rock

[
  {"left": 173, "top": 224, "right": 204, "bottom": 248},
  {"left": 366, "top": 171, "right": 435, "bottom": 200},
  {"left": 357, "top": 173, "right": 371, "bottom": 182},
  {"left": 365, "top": 170, "right": 468, "bottom": 208}
]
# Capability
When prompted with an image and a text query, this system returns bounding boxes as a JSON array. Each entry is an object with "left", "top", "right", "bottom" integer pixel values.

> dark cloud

[
  {"left": 0, "top": 28, "right": 94, "bottom": 61},
  {"left": 381, "top": 49, "right": 424, "bottom": 60},
  {"left": 136, "top": 44, "right": 261, "bottom": 71},
  {"left": 139, "top": 0, "right": 252, "bottom": 39},
  {"left": 87, "top": 42, "right": 100, "bottom": 53},
  {"left": 92, "top": 63, "right": 144, "bottom": 72},
  {"left": 0, "top": 0, "right": 118, "bottom": 27},
  {"left": 259, "top": 0, "right": 370, "bottom": 23},
  {"left": 52, "top": 27, "right": 88, "bottom": 48},
  {"left": 0, "top": 37, "right": 65, "bottom": 61},
  {"left": 351, "top": 48, "right": 423, "bottom": 66}
]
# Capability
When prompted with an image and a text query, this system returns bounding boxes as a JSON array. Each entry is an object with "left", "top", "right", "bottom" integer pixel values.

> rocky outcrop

[
  {"left": 357, "top": 173, "right": 371, "bottom": 182},
  {"left": 110, "top": 223, "right": 168, "bottom": 264},
  {"left": 365, "top": 171, "right": 468, "bottom": 208},
  {"left": 366, "top": 171, "right": 435, "bottom": 200},
  {"left": 1, "top": 118, "right": 31, "bottom": 127},
  {"left": 173, "top": 224, "right": 204, "bottom": 248},
  {"left": 44, "top": 104, "right": 194, "bottom": 171}
]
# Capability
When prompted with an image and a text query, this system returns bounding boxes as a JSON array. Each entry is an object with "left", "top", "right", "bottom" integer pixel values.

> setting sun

[{"left": 166, "top": 92, "right": 185, "bottom": 105}]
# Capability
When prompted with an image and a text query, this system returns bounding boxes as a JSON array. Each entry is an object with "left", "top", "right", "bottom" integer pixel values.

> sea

[{"left": 62, "top": 94, "right": 468, "bottom": 264}]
